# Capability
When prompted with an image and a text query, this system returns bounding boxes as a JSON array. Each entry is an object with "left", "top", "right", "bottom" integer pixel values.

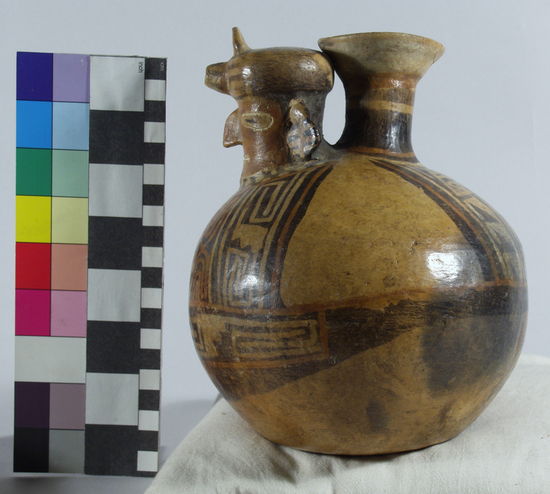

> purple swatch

[
  {"left": 50, "top": 383, "right": 86, "bottom": 430},
  {"left": 53, "top": 54, "right": 90, "bottom": 103},
  {"left": 14, "top": 382, "right": 50, "bottom": 428}
]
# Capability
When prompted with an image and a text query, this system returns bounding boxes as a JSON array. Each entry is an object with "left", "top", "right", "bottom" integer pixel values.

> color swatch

[{"left": 15, "top": 52, "right": 166, "bottom": 476}]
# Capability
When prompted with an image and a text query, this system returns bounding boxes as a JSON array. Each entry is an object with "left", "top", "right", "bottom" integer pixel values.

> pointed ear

[
  {"left": 232, "top": 27, "right": 251, "bottom": 55},
  {"left": 223, "top": 110, "right": 243, "bottom": 147},
  {"left": 286, "top": 100, "right": 321, "bottom": 160}
]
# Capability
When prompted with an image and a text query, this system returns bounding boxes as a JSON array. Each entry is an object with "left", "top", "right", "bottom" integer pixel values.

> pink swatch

[
  {"left": 50, "top": 291, "right": 87, "bottom": 337},
  {"left": 15, "top": 289, "right": 50, "bottom": 336}
]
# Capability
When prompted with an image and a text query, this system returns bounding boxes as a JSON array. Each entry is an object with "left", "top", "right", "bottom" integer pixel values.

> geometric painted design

[
  {"left": 368, "top": 157, "right": 527, "bottom": 283},
  {"left": 15, "top": 52, "right": 165, "bottom": 477},
  {"left": 188, "top": 164, "right": 336, "bottom": 402},
  {"left": 190, "top": 164, "right": 333, "bottom": 310}
]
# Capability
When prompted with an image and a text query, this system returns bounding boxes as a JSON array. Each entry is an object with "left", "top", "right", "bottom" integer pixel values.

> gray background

[{"left": 1, "top": 0, "right": 549, "bottom": 490}]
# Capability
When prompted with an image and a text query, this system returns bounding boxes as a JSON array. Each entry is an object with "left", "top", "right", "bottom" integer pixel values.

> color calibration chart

[{"left": 15, "top": 52, "right": 166, "bottom": 476}]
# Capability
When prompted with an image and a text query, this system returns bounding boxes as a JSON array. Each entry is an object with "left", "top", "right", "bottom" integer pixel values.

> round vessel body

[
  {"left": 191, "top": 29, "right": 528, "bottom": 454},
  {"left": 189, "top": 150, "right": 527, "bottom": 454}
]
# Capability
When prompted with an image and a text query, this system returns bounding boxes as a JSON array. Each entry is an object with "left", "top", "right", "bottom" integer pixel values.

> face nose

[{"left": 223, "top": 110, "right": 242, "bottom": 148}]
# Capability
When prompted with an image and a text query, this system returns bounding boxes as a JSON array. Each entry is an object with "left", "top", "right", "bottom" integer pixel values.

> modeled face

[{"left": 223, "top": 98, "right": 287, "bottom": 176}]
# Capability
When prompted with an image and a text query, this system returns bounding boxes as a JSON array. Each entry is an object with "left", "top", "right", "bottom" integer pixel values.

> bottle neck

[
  {"left": 318, "top": 32, "right": 444, "bottom": 157},
  {"left": 337, "top": 75, "right": 417, "bottom": 155}
]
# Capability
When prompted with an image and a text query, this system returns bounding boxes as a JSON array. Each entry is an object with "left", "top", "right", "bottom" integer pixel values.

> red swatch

[{"left": 16, "top": 243, "right": 51, "bottom": 290}]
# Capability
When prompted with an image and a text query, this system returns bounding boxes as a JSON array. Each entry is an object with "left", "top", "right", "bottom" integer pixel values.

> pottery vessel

[{"left": 189, "top": 28, "right": 528, "bottom": 454}]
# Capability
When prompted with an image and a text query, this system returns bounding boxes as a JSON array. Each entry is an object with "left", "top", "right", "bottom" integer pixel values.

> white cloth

[{"left": 147, "top": 354, "right": 550, "bottom": 493}]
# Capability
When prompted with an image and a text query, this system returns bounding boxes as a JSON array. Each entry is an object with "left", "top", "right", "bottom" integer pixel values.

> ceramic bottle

[{"left": 189, "top": 28, "right": 527, "bottom": 454}]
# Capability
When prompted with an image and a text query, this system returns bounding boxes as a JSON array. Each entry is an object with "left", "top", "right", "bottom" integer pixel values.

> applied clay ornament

[{"left": 190, "top": 28, "right": 528, "bottom": 455}]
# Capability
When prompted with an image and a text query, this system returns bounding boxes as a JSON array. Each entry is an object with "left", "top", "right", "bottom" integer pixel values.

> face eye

[{"left": 241, "top": 112, "right": 274, "bottom": 131}]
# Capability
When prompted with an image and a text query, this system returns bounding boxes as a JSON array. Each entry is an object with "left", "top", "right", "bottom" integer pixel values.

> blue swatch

[
  {"left": 53, "top": 102, "right": 90, "bottom": 151},
  {"left": 17, "top": 52, "right": 53, "bottom": 102},
  {"left": 16, "top": 100, "right": 52, "bottom": 149}
]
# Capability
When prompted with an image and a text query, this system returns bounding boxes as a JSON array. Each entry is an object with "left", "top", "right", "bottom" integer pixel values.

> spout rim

[
  {"left": 318, "top": 31, "right": 445, "bottom": 80},
  {"left": 318, "top": 32, "right": 444, "bottom": 57}
]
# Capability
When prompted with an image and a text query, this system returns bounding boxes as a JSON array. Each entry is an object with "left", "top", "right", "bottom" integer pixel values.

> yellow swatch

[
  {"left": 51, "top": 197, "right": 89, "bottom": 244},
  {"left": 16, "top": 195, "right": 51, "bottom": 243}
]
